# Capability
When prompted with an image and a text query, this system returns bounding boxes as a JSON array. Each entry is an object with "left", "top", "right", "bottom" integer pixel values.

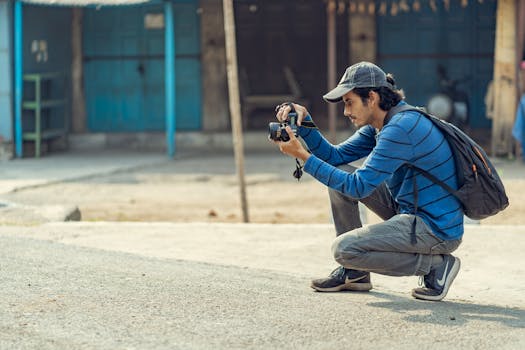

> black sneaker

[
  {"left": 311, "top": 266, "right": 372, "bottom": 292},
  {"left": 412, "top": 255, "right": 461, "bottom": 301}
]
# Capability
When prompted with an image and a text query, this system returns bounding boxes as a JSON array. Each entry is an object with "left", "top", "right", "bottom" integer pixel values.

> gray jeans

[{"left": 329, "top": 164, "right": 462, "bottom": 277}]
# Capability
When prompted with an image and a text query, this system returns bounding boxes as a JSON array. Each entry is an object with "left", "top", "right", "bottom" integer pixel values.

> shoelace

[
  {"left": 418, "top": 270, "right": 435, "bottom": 288},
  {"left": 418, "top": 275, "right": 425, "bottom": 287},
  {"left": 329, "top": 266, "right": 346, "bottom": 278}
]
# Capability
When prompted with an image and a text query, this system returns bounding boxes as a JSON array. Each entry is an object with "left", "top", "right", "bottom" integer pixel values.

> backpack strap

[
  {"left": 384, "top": 104, "right": 416, "bottom": 126},
  {"left": 384, "top": 103, "right": 421, "bottom": 125},
  {"left": 385, "top": 104, "right": 458, "bottom": 195},
  {"left": 384, "top": 104, "right": 457, "bottom": 244}
]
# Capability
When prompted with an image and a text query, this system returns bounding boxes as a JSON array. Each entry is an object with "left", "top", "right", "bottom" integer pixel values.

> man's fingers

[
  {"left": 275, "top": 102, "right": 295, "bottom": 122},
  {"left": 285, "top": 126, "right": 296, "bottom": 140},
  {"left": 276, "top": 102, "right": 309, "bottom": 125},
  {"left": 293, "top": 104, "right": 309, "bottom": 126},
  {"left": 280, "top": 106, "right": 291, "bottom": 121}
]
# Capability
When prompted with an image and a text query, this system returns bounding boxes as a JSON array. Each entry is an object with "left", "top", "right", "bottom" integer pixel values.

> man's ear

[{"left": 368, "top": 91, "right": 378, "bottom": 106}]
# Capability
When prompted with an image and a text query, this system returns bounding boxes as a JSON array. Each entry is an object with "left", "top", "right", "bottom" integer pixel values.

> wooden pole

[
  {"left": 491, "top": 0, "right": 518, "bottom": 157},
  {"left": 71, "top": 8, "right": 86, "bottom": 133},
  {"left": 517, "top": 0, "right": 525, "bottom": 95},
  {"left": 223, "top": 0, "right": 250, "bottom": 223},
  {"left": 327, "top": 0, "right": 337, "bottom": 143}
]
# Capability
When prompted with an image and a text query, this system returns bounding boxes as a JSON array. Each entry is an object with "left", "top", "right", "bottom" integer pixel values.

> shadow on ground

[{"left": 368, "top": 291, "right": 524, "bottom": 328}]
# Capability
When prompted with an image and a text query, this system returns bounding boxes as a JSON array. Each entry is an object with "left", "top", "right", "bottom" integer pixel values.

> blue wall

[
  {"left": 22, "top": 5, "right": 72, "bottom": 73},
  {"left": 377, "top": 0, "right": 496, "bottom": 129},
  {"left": 0, "top": 0, "right": 13, "bottom": 143},
  {"left": 83, "top": 0, "right": 202, "bottom": 132}
]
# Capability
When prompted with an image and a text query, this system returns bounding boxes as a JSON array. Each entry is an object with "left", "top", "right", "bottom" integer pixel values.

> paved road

[
  {"left": 1, "top": 151, "right": 525, "bottom": 349},
  {"left": 1, "top": 224, "right": 524, "bottom": 350}
]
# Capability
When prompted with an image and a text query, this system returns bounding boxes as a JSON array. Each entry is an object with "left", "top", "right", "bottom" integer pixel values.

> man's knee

[{"left": 331, "top": 233, "right": 361, "bottom": 265}]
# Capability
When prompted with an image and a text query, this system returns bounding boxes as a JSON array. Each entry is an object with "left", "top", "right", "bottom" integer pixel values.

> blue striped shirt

[{"left": 299, "top": 102, "right": 464, "bottom": 240}]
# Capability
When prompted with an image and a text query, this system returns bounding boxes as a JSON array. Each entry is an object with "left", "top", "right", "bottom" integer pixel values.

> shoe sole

[
  {"left": 412, "top": 257, "right": 461, "bottom": 302},
  {"left": 310, "top": 281, "right": 373, "bottom": 292}
]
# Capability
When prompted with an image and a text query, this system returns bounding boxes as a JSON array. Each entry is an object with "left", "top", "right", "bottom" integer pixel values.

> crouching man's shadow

[{"left": 367, "top": 291, "right": 525, "bottom": 328}]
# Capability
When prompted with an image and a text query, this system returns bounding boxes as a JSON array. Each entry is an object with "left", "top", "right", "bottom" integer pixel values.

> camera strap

[
  {"left": 300, "top": 120, "right": 318, "bottom": 129},
  {"left": 293, "top": 158, "right": 303, "bottom": 181},
  {"left": 275, "top": 102, "right": 318, "bottom": 129}
]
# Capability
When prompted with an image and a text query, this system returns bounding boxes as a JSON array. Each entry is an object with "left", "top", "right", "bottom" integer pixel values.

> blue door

[
  {"left": 83, "top": 1, "right": 201, "bottom": 132},
  {"left": 377, "top": 1, "right": 496, "bottom": 128}
]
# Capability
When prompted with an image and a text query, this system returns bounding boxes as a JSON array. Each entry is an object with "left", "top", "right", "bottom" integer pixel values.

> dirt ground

[{"left": 2, "top": 160, "right": 523, "bottom": 225}]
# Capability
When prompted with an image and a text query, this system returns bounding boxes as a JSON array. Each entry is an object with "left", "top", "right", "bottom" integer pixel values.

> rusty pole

[{"left": 223, "top": 0, "right": 250, "bottom": 222}]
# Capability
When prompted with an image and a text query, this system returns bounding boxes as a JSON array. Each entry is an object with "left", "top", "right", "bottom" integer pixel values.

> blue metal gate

[
  {"left": 83, "top": 1, "right": 201, "bottom": 132},
  {"left": 377, "top": 1, "right": 496, "bottom": 128}
]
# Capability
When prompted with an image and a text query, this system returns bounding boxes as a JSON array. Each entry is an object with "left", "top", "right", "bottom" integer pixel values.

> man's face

[{"left": 342, "top": 91, "right": 375, "bottom": 128}]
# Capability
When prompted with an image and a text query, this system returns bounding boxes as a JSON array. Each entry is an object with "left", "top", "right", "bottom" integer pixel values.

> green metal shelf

[
  {"left": 22, "top": 72, "right": 67, "bottom": 157},
  {"left": 23, "top": 99, "right": 66, "bottom": 109},
  {"left": 22, "top": 129, "right": 66, "bottom": 140}
]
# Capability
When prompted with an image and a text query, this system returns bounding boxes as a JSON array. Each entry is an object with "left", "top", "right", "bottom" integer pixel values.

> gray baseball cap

[{"left": 323, "top": 61, "right": 393, "bottom": 103}]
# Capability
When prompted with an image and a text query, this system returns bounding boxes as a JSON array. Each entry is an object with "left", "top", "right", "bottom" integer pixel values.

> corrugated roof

[{"left": 22, "top": 0, "right": 151, "bottom": 6}]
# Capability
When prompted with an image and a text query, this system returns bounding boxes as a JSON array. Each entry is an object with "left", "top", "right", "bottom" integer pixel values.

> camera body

[{"left": 268, "top": 111, "right": 298, "bottom": 142}]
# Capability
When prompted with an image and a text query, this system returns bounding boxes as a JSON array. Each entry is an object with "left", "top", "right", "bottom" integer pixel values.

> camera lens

[
  {"left": 268, "top": 122, "right": 291, "bottom": 142},
  {"left": 268, "top": 122, "right": 282, "bottom": 141}
]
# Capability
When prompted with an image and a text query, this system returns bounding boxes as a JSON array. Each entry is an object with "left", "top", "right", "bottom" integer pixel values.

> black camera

[{"left": 268, "top": 111, "right": 298, "bottom": 142}]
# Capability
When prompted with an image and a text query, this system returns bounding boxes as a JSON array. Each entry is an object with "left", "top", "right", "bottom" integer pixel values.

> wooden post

[
  {"left": 491, "top": 0, "right": 518, "bottom": 157},
  {"left": 517, "top": 1, "right": 525, "bottom": 96},
  {"left": 201, "top": 0, "right": 229, "bottom": 131},
  {"left": 223, "top": 0, "right": 250, "bottom": 223},
  {"left": 327, "top": 0, "right": 337, "bottom": 143},
  {"left": 71, "top": 8, "right": 86, "bottom": 133}
]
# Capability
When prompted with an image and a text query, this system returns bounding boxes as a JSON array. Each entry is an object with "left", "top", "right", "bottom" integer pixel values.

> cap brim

[{"left": 323, "top": 85, "right": 352, "bottom": 103}]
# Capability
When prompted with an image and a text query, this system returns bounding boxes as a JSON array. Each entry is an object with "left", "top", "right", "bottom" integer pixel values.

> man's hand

[
  {"left": 275, "top": 102, "right": 310, "bottom": 126},
  {"left": 276, "top": 126, "right": 311, "bottom": 162}
]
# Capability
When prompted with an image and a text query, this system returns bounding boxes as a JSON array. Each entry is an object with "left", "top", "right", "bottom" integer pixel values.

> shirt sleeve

[
  {"left": 303, "top": 123, "right": 414, "bottom": 198},
  {"left": 298, "top": 117, "right": 376, "bottom": 166}
]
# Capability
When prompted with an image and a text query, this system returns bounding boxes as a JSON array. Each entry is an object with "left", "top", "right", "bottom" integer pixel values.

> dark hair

[{"left": 353, "top": 73, "right": 405, "bottom": 111}]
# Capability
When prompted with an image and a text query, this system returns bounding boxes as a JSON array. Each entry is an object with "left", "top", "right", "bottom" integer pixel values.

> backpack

[{"left": 386, "top": 104, "right": 509, "bottom": 221}]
